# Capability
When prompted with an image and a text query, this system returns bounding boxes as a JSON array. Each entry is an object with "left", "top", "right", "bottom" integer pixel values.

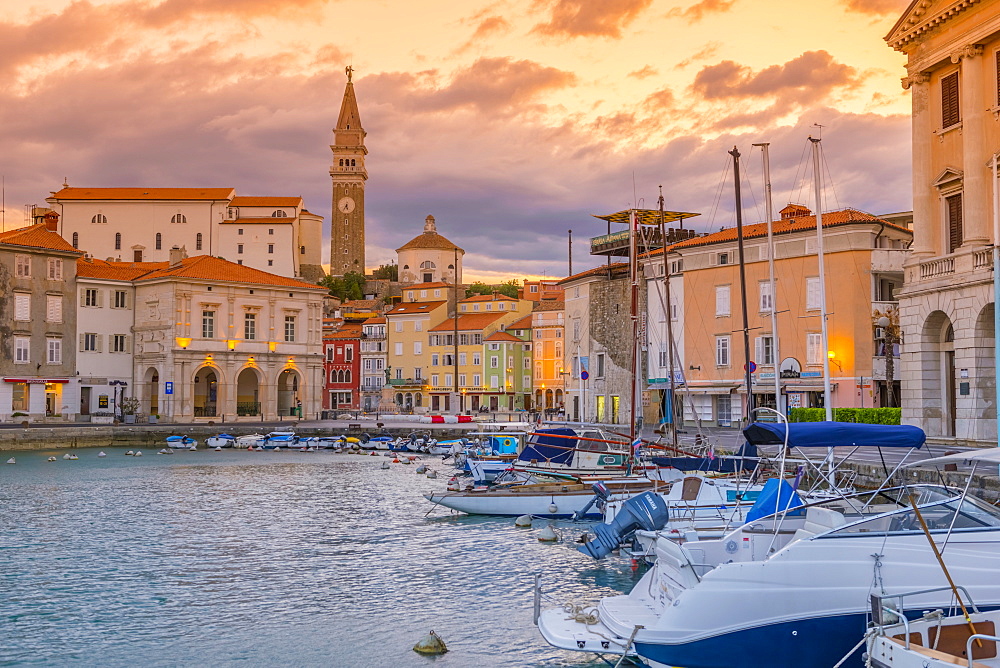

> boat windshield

[
  {"left": 577, "top": 431, "right": 611, "bottom": 453},
  {"left": 828, "top": 492, "right": 1000, "bottom": 536}
]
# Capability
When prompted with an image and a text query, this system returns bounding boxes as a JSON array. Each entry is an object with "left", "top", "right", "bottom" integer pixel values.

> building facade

[
  {"left": 330, "top": 67, "right": 367, "bottom": 276},
  {"left": 360, "top": 316, "right": 387, "bottom": 412},
  {"left": 396, "top": 216, "right": 464, "bottom": 286},
  {"left": 530, "top": 302, "right": 565, "bottom": 414},
  {"left": 324, "top": 322, "right": 361, "bottom": 412},
  {"left": 887, "top": 0, "right": 1000, "bottom": 444},
  {"left": 0, "top": 223, "right": 82, "bottom": 421}
]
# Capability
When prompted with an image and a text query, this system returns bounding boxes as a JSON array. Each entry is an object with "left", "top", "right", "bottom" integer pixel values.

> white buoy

[
  {"left": 426, "top": 470, "right": 437, "bottom": 479},
  {"left": 62, "top": 453, "right": 72, "bottom": 460},
  {"left": 381, "top": 461, "right": 390, "bottom": 469},
  {"left": 214, "top": 447, "right": 222, "bottom": 451},
  {"left": 415, "top": 464, "right": 427, "bottom": 474},
  {"left": 98, "top": 451, "right": 107, "bottom": 457},
  {"left": 413, "top": 630, "right": 448, "bottom": 655},
  {"left": 515, "top": 514, "right": 532, "bottom": 528},
  {"left": 68, "top": 454, "right": 78, "bottom": 460},
  {"left": 134, "top": 450, "right": 142, "bottom": 457},
  {"left": 538, "top": 524, "right": 559, "bottom": 542},
  {"left": 125, "top": 450, "right": 135, "bottom": 456},
  {"left": 47, "top": 456, "right": 57, "bottom": 462},
  {"left": 547, "top": 503, "right": 558, "bottom": 514},
  {"left": 6, "top": 457, "right": 14, "bottom": 465}
]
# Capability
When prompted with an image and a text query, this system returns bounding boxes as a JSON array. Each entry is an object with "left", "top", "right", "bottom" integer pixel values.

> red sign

[{"left": 3, "top": 378, "right": 69, "bottom": 384}]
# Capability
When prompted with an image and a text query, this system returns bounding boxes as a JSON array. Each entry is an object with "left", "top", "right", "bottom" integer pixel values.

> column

[
  {"left": 903, "top": 71, "right": 934, "bottom": 256},
  {"left": 957, "top": 45, "right": 989, "bottom": 245}
]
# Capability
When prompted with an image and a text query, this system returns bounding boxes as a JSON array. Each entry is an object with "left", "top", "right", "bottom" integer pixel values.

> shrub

[{"left": 788, "top": 407, "right": 901, "bottom": 425}]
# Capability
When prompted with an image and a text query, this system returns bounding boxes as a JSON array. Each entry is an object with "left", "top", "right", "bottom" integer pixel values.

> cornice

[{"left": 886, "top": 0, "right": 981, "bottom": 52}]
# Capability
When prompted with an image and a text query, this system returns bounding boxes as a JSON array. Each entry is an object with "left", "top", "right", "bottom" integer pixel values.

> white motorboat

[
  {"left": 235, "top": 434, "right": 266, "bottom": 449},
  {"left": 206, "top": 433, "right": 236, "bottom": 448},
  {"left": 164, "top": 435, "right": 197, "bottom": 450},
  {"left": 260, "top": 431, "right": 297, "bottom": 450}
]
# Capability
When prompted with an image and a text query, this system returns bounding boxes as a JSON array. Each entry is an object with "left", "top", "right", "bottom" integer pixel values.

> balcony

[
  {"left": 909, "top": 245, "right": 993, "bottom": 289},
  {"left": 870, "top": 248, "right": 908, "bottom": 273},
  {"left": 387, "top": 378, "right": 425, "bottom": 387}
]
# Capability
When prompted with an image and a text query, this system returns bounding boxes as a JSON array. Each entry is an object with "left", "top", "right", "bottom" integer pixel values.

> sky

[{"left": 0, "top": 0, "right": 914, "bottom": 283}]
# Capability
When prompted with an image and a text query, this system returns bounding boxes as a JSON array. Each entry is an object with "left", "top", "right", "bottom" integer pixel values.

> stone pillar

[
  {"left": 956, "top": 45, "right": 989, "bottom": 245},
  {"left": 903, "top": 72, "right": 934, "bottom": 256}
]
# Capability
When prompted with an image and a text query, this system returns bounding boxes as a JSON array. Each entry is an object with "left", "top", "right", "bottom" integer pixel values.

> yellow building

[
  {"left": 887, "top": 0, "right": 1000, "bottom": 444},
  {"left": 530, "top": 301, "right": 565, "bottom": 414},
  {"left": 672, "top": 205, "right": 910, "bottom": 426},
  {"left": 382, "top": 283, "right": 451, "bottom": 412}
]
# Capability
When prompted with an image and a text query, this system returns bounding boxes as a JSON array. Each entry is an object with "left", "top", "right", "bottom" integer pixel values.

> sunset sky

[{"left": 0, "top": 0, "right": 912, "bottom": 282}]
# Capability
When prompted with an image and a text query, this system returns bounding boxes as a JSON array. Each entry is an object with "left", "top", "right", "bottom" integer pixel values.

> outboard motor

[
  {"left": 578, "top": 492, "right": 670, "bottom": 560},
  {"left": 573, "top": 482, "right": 612, "bottom": 521}
]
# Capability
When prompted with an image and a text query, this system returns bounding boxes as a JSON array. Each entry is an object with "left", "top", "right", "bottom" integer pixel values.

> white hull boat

[
  {"left": 206, "top": 434, "right": 236, "bottom": 448},
  {"left": 164, "top": 435, "right": 197, "bottom": 450}
]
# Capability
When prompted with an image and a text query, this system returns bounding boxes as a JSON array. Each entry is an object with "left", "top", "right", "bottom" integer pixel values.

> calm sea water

[{"left": 0, "top": 447, "right": 643, "bottom": 667}]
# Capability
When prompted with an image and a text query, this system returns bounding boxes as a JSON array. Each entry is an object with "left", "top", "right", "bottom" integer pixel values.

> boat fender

[
  {"left": 135, "top": 451, "right": 142, "bottom": 457},
  {"left": 426, "top": 470, "right": 437, "bottom": 479},
  {"left": 548, "top": 503, "right": 558, "bottom": 514},
  {"left": 98, "top": 452, "right": 107, "bottom": 457},
  {"left": 413, "top": 630, "right": 448, "bottom": 655},
  {"left": 381, "top": 461, "right": 390, "bottom": 469},
  {"left": 48, "top": 456, "right": 57, "bottom": 461}
]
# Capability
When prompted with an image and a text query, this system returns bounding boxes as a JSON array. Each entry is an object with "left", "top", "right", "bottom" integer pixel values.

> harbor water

[{"left": 0, "top": 447, "right": 643, "bottom": 667}]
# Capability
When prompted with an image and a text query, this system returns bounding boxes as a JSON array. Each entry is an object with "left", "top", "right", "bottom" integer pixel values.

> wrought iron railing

[{"left": 237, "top": 401, "right": 261, "bottom": 416}]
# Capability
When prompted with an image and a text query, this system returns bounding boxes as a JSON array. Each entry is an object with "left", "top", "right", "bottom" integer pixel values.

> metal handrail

[
  {"left": 877, "top": 585, "right": 979, "bottom": 615},
  {"left": 966, "top": 633, "right": 1000, "bottom": 668}
]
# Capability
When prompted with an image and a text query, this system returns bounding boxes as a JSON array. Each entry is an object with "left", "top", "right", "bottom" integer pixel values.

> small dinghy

[
  {"left": 165, "top": 435, "right": 197, "bottom": 450},
  {"left": 205, "top": 433, "right": 236, "bottom": 448}
]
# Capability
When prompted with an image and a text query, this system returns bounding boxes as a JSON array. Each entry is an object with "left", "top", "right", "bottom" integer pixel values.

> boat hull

[{"left": 424, "top": 491, "right": 604, "bottom": 518}]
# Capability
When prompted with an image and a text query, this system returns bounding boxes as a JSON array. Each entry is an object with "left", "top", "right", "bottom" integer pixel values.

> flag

[
  {"left": 632, "top": 436, "right": 642, "bottom": 453},
  {"left": 708, "top": 445, "right": 716, "bottom": 461}
]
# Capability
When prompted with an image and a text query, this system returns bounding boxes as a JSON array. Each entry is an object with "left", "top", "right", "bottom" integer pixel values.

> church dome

[{"left": 395, "top": 215, "right": 464, "bottom": 253}]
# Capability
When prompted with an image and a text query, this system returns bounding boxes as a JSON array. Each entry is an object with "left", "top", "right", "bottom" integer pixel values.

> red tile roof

[
  {"left": 404, "top": 282, "right": 450, "bottom": 290},
  {"left": 461, "top": 293, "right": 517, "bottom": 302},
  {"left": 665, "top": 208, "right": 909, "bottom": 253},
  {"left": 363, "top": 317, "right": 386, "bottom": 324},
  {"left": 77, "top": 257, "right": 166, "bottom": 280},
  {"left": 327, "top": 323, "right": 362, "bottom": 339},
  {"left": 139, "top": 255, "right": 323, "bottom": 289},
  {"left": 0, "top": 224, "right": 83, "bottom": 254},
  {"left": 386, "top": 301, "right": 447, "bottom": 315},
  {"left": 507, "top": 314, "right": 534, "bottom": 330},
  {"left": 48, "top": 187, "right": 234, "bottom": 201},
  {"left": 485, "top": 331, "right": 524, "bottom": 342},
  {"left": 396, "top": 231, "right": 464, "bottom": 253},
  {"left": 557, "top": 262, "right": 629, "bottom": 285},
  {"left": 229, "top": 196, "right": 302, "bottom": 207},
  {"left": 429, "top": 312, "right": 504, "bottom": 332}
]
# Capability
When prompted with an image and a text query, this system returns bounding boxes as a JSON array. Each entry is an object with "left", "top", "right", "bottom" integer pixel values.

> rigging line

[
  {"left": 707, "top": 154, "right": 732, "bottom": 233},
  {"left": 742, "top": 145, "right": 766, "bottom": 227},
  {"left": 787, "top": 137, "right": 813, "bottom": 208},
  {"left": 819, "top": 144, "right": 842, "bottom": 213}
]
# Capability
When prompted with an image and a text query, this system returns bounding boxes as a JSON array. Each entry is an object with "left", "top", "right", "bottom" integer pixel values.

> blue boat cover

[
  {"left": 517, "top": 428, "right": 576, "bottom": 465},
  {"left": 217, "top": 434, "right": 235, "bottom": 439},
  {"left": 489, "top": 435, "right": 519, "bottom": 454},
  {"left": 743, "top": 422, "right": 925, "bottom": 449},
  {"left": 650, "top": 456, "right": 751, "bottom": 473},
  {"left": 745, "top": 478, "right": 805, "bottom": 521}
]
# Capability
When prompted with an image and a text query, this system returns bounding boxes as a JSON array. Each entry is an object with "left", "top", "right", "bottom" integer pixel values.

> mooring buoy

[
  {"left": 515, "top": 514, "right": 532, "bottom": 528},
  {"left": 413, "top": 630, "right": 448, "bottom": 655}
]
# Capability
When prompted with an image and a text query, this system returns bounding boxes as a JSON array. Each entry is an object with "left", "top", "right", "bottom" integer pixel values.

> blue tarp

[
  {"left": 742, "top": 422, "right": 925, "bottom": 450},
  {"left": 518, "top": 428, "right": 576, "bottom": 466},
  {"left": 745, "top": 478, "right": 805, "bottom": 521}
]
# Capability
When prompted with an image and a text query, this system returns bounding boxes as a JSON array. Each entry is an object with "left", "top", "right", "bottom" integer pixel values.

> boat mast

[
  {"left": 629, "top": 208, "right": 641, "bottom": 470},
  {"left": 809, "top": 137, "right": 834, "bottom": 421},
  {"left": 730, "top": 147, "right": 755, "bottom": 422},
  {"left": 658, "top": 187, "right": 679, "bottom": 450},
  {"left": 753, "top": 143, "right": 782, "bottom": 417}
]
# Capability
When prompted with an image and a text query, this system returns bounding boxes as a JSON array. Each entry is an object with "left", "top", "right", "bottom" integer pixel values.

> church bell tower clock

[{"left": 330, "top": 65, "right": 367, "bottom": 276}]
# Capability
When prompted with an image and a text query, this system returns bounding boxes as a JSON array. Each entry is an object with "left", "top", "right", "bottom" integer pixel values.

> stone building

[
  {"left": 0, "top": 222, "right": 83, "bottom": 421},
  {"left": 330, "top": 67, "right": 367, "bottom": 276},
  {"left": 886, "top": 0, "right": 1000, "bottom": 444},
  {"left": 396, "top": 215, "right": 464, "bottom": 286}
]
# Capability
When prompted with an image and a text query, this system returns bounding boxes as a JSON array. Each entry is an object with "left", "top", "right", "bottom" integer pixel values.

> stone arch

[
  {"left": 193, "top": 364, "right": 223, "bottom": 417},
  {"left": 277, "top": 368, "right": 301, "bottom": 416},
  {"left": 236, "top": 366, "right": 262, "bottom": 416},
  {"left": 142, "top": 366, "right": 160, "bottom": 416},
  {"left": 917, "top": 310, "right": 953, "bottom": 437},
  {"left": 972, "top": 303, "right": 997, "bottom": 440}
]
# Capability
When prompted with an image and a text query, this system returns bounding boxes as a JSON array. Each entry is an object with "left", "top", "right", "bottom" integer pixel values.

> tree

[
  {"left": 319, "top": 271, "right": 366, "bottom": 300},
  {"left": 372, "top": 264, "right": 398, "bottom": 281},
  {"left": 465, "top": 280, "right": 519, "bottom": 299},
  {"left": 872, "top": 305, "right": 901, "bottom": 408}
]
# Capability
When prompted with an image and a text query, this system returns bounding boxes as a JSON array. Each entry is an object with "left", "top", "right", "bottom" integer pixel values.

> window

[
  {"left": 413, "top": 341, "right": 422, "bottom": 355},
  {"left": 91, "top": 214, "right": 107, "bottom": 224},
  {"left": 715, "top": 285, "right": 730, "bottom": 316},
  {"left": 345, "top": 346, "right": 353, "bottom": 362},
  {"left": 268, "top": 260, "right": 273, "bottom": 267},
  {"left": 238, "top": 228, "right": 244, "bottom": 235},
  {"left": 415, "top": 321, "right": 422, "bottom": 332},
  {"left": 431, "top": 353, "right": 439, "bottom": 366},
  {"left": 196, "top": 233, "right": 203, "bottom": 251},
  {"left": 171, "top": 213, "right": 187, "bottom": 224},
  {"left": 807, "top": 332, "right": 823, "bottom": 365},
  {"left": 268, "top": 244, "right": 274, "bottom": 254},
  {"left": 269, "top": 229, "right": 274, "bottom": 235},
  {"left": 14, "top": 337, "right": 29, "bottom": 364},
  {"left": 14, "top": 293, "right": 30, "bottom": 321},
  {"left": 112, "top": 334, "right": 127, "bottom": 353},
  {"left": 596, "top": 353, "right": 605, "bottom": 378},
  {"left": 490, "top": 356, "right": 499, "bottom": 368},
  {"left": 238, "top": 244, "right": 244, "bottom": 254},
  {"left": 326, "top": 347, "right": 335, "bottom": 362},
  {"left": 573, "top": 319, "right": 580, "bottom": 340},
  {"left": 716, "top": 336, "right": 730, "bottom": 366},
  {"left": 46, "top": 295, "right": 62, "bottom": 323},
  {"left": 47, "top": 338, "right": 62, "bottom": 364},
  {"left": 941, "top": 71, "right": 960, "bottom": 128},
  {"left": 284, "top": 315, "right": 296, "bottom": 342},
  {"left": 82, "top": 333, "right": 99, "bottom": 352},
  {"left": 72, "top": 232, "right": 79, "bottom": 249},
  {"left": 394, "top": 342, "right": 403, "bottom": 356},
  {"left": 755, "top": 335, "right": 774, "bottom": 365},
  {"left": 244, "top": 313, "right": 256, "bottom": 340},
  {"left": 472, "top": 352, "right": 481, "bottom": 365},
  {"left": 155, "top": 233, "right": 162, "bottom": 250},
  {"left": 47, "top": 259, "right": 62, "bottom": 280},
  {"left": 717, "top": 394, "right": 732, "bottom": 426},
  {"left": 113, "top": 290, "right": 127, "bottom": 309},
  {"left": 115, "top": 233, "right": 122, "bottom": 250},
  {"left": 524, "top": 357, "right": 531, "bottom": 369},
  {"left": 717, "top": 252, "right": 730, "bottom": 265},
  {"left": 83, "top": 288, "right": 99, "bottom": 307},
  {"left": 431, "top": 374, "right": 439, "bottom": 386},
  {"left": 530, "top": 285, "right": 538, "bottom": 293},
  {"left": 946, "top": 193, "right": 963, "bottom": 254},
  {"left": 473, "top": 374, "right": 481, "bottom": 386},
  {"left": 759, "top": 281, "right": 773, "bottom": 312},
  {"left": 202, "top": 310, "right": 215, "bottom": 338},
  {"left": 445, "top": 374, "right": 453, "bottom": 387},
  {"left": 395, "top": 321, "right": 403, "bottom": 333},
  {"left": 658, "top": 345, "right": 668, "bottom": 368},
  {"left": 458, "top": 374, "right": 466, "bottom": 387},
  {"left": 271, "top": 210, "right": 287, "bottom": 217},
  {"left": 15, "top": 254, "right": 30, "bottom": 277},
  {"left": 806, "top": 277, "right": 821, "bottom": 310}
]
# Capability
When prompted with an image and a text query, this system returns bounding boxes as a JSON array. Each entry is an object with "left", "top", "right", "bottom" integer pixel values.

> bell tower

[{"left": 330, "top": 66, "right": 367, "bottom": 276}]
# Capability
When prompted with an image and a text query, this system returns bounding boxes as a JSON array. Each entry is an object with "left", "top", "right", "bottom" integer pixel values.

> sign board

[
  {"left": 779, "top": 357, "right": 802, "bottom": 379},
  {"left": 801, "top": 371, "right": 822, "bottom": 378},
  {"left": 787, "top": 393, "right": 803, "bottom": 408},
  {"left": 745, "top": 361, "right": 757, "bottom": 373},
  {"left": 98, "top": 395, "right": 109, "bottom": 408},
  {"left": 580, "top": 370, "right": 590, "bottom": 381},
  {"left": 164, "top": 381, "right": 174, "bottom": 395}
]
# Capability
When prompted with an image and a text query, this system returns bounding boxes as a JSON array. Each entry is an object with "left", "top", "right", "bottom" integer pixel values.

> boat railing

[
  {"left": 966, "top": 634, "right": 1000, "bottom": 668},
  {"left": 871, "top": 585, "right": 980, "bottom": 648}
]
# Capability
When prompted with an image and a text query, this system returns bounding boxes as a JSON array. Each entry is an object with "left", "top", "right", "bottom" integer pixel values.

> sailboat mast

[
  {"left": 629, "top": 209, "right": 641, "bottom": 466},
  {"left": 658, "top": 187, "right": 679, "bottom": 449},
  {"left": 810, "top": 137, "right": 834, "bottom": 421},
  {"left": 730, "top": 147, "right": 755, "bottom": 422},
  {"left": 753, "top": 143, "right": 782, "bottom": 415}
]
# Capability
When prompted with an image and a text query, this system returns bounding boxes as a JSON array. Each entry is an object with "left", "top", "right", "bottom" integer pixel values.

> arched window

[
  {"left": 350, "top": 159, "right": 356, "bottom": 166},
  {"left": 339, "top": 159, "right": 344, "bottom": 166},
  {"left": 171, "top": 214, "right": 187, "bottom": 224},
  {"left": 72, "top": 232, "right": 79, "bottom": 249},
  {"left": 330, "top": 370, "right": 337, "bottom": 383},
  {"left": 91, "top": 214, "right": 107, "bottom": 224},
  {"left": 420, "top": 261, "right": 436, "bottom": 269},
  {"left": 196, "top": 233, "right": 203, "bottom": 251},
  {"left": 271, "top": 210, "right": 287, "bottom": 218},
  {"left": 115, "top": 233, "right": 121, "bottom": 250},
  {"left": 155, "top": 233, "right": 162, "bottom": 250},
  {"left": 345, "top": 370, "right": 351, "bottom": 383}
]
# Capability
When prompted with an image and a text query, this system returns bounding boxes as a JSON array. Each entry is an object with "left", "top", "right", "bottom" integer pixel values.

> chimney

[
  {"left": 169, "top": 245, "right": 187, "bottom": 268},
  {"left": 43, "top": 211, "right": 59, "bottom": 232},
  {"left": 779, "top": 204, "right": 811, "bottom": 220}
]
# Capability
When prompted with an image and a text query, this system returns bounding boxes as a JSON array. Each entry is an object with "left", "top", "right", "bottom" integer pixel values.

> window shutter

[
  {"left": 96, "top": 290, "right": 103, "bottom": 308},
  {"left": 947, "top": 193, "right": 963, "bottom": 253},
  {"left": 79, "top": 334, "right": 86, "bottom": 350},
  {"left": 754, "top": 337, "right": 763, "bottom": 365},
  {"left": 15, "top": 294, "right": 29, "bottom": 321},
  {"left": 941, "top": 71, "right": 960, "bottom": 128},
  {"left": 96, "top": 335, "right": 103, "bottom": 353}
]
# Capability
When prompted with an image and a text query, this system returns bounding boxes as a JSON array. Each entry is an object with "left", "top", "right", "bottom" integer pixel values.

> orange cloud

[
  {"left": 841, "top": 0, "right": 909, "bottom": 16},
  {"left": 532, "top": 0, "right": 653, "bottom": 38},
  {"left": 667, "top": 0, "right": 736, "bottom": 23},
  {"left": 692, "top": 51, "right": 861, "bottom": 102}
]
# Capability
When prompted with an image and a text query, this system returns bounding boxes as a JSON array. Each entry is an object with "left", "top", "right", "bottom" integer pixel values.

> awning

[
  {"left": 782, "top": 383, "right": 838, "bottom": 392},
  {"left": 678, "top": 384, "right": 738, "bottom": 395}
]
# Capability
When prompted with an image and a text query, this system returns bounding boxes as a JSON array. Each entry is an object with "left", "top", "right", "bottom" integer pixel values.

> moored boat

[{"left": 165, "top": 435, "right": 197, "bottom": 450}]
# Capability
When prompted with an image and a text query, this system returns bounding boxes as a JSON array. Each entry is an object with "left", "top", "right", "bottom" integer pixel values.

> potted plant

[
  {"left": 121, "top": 397, "right": 141, "bottom": 424},
  {"left": 149, "top": 414, "right": 159, "bottom": 424},
  {"left": 91, "top": 411, "right": 114, "bottom": 424}
]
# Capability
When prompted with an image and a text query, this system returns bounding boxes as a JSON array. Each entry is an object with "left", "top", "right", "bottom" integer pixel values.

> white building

[
  {"left": 360, "top": 316, "right": 387, "bottom": 412},
  {"left": 45, "top": 188, "right": 325, "bottom": 281}
]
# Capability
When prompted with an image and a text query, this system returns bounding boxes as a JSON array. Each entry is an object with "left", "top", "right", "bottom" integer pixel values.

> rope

[
  {"left": 831, "top": 631, "right": 871, "bottom": 668},
  {"left": 563, "top": 602, "right": 599, "bottom": 625}
]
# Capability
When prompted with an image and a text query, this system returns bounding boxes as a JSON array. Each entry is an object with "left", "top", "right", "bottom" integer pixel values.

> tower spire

[{"left": 330, "top": 67, "right": 368, "bottom": 276}]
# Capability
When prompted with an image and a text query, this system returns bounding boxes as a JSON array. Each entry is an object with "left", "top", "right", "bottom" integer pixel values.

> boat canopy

[
  {"left": 650, "top": 443, "right": 759, "bottom": 473},
  {"left": 902, "top": 447, "right": 1000, "bottom": 468},
  {"left": 518, "top": 428, "right": 577, "bottom": 466},
  {"left": 742, "top": 422, "right": 925, "bottom": 449},
  {"left": 745, "top": 478, "right": 805, "bottom": 522}
]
